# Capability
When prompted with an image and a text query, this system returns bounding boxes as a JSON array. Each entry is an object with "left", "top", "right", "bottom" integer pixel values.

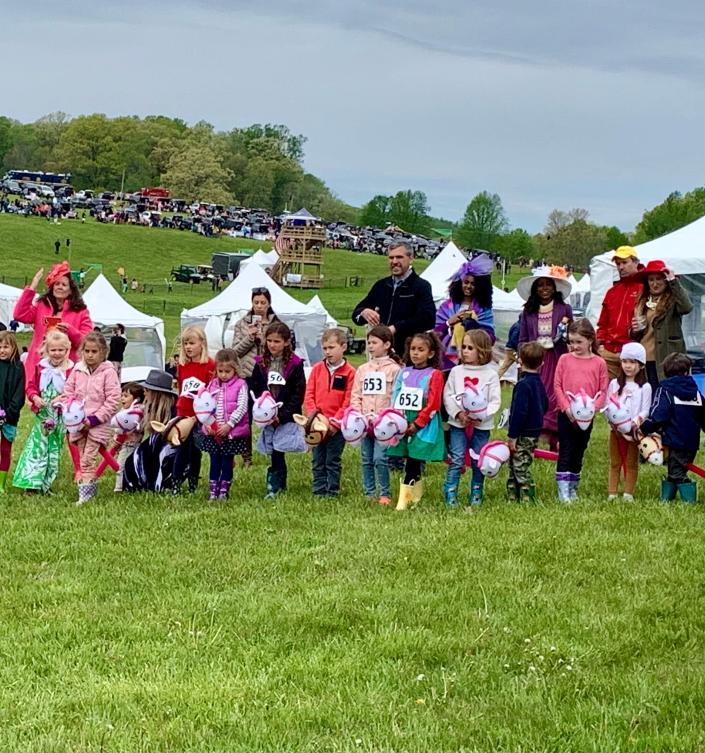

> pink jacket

[
  {"left": 63, "top": 360, "right": 122, "bottom": 446},
  {"left": 349, "top": 357, "right": 401, "bottom": 416},
  {"left": 13, "top": 287, "right": 94, "bottom": 381},
  {"left": 205, "top": 375, "right": 250, "bottom": 439}
]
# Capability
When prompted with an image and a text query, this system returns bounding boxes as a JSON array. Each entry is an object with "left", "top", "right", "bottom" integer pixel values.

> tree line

[{"left": 1, "top": 113, "right": 703, "bottom": 268}]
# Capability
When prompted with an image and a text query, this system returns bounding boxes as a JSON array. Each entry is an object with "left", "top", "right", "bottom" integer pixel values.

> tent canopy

[
  {"left": 181, "top": 262, "right": 326, "bottom": 364},
  {"left": 83, "top": 274, "right": 166, "bottom": 374},
  {"left": 420, "top": 241, "right": 467, "bottom": 302},
  {"left": 239, "top": 249, "right": 276, "bottom": 271},
  {"left": 308, "top": 294, "right": 337, "bottom": 327},
  {"left": 587, "top": 216, "right": 705, "bottom": 352},
  {"left": 0, "top": 281, "right": 23, "bottom": 329}
]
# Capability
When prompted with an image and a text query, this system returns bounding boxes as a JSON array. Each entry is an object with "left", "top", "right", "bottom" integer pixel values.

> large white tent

[
  {"left": 0, "top": 281, "right": 22, "bottom": 328},
  {"left": 586, "top": 217, "right": 705, "bottom": 352},
  {"left": 239, "top": 249, "right": 277, "bottom": 272},
  {"left": 181, "top": 262, "right": 327, "bottom": 364},
  {"left": 420, "top": 241, "right": 467, "bottom": 302},
  {"left": 308, "top": 294, "right": 337, "bottom": 327},
  {"left": 83, "top": 274, "right": 166, "bottom": 381}
]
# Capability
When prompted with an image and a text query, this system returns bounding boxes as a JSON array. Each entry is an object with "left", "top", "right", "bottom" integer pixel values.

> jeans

[
  {"left": 444, "top": 426, "right": 490, "bottom": 494},
  {"left": 311, "top": 431, "right": 345, "bottom": 495},
  {"left": 209, "top": 454, "right": 234, "bottom": 483},
  {"left": 557, "top": 412, "right": 592, "bottom": 473},
  {"left": 360, "top": 435, "right": 390, "bottom": 497},
  {"left": 667, "top": 446, "right": 696, "bottom": 483}
]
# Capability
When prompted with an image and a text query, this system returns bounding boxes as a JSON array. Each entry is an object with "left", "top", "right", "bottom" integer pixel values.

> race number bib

[
  {"left": 362, "top": 372, "right": 385, "bottom": 395},
  {"left": 394, "top": 386, "right": 423, "bottom": 411},
  {"left": 267, "top": 371, "right": 286, "bottom": 386},
  {"left": 180, "top": 376, "right": 204, "bottom": 398}
]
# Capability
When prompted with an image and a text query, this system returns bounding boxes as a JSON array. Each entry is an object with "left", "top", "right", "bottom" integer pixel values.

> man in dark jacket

[
  {"left": 352, "top": 242, "right": 435, "bottom": 355},
  {"left": 641, "top": 352, "right": 705, "bottom": 502}
]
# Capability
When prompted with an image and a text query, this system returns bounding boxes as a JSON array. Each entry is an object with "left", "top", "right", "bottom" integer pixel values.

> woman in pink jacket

[
  {"left": 63, "top": 332, "right": 121, "bottom": 505},
  {"left": 13, "top": 262, "right": 94, "bottom": 382}
]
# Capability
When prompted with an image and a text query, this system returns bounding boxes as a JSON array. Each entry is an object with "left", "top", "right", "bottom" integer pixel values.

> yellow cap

[{"left": 612, "top": 245, "right": 638, "bottom": 261}]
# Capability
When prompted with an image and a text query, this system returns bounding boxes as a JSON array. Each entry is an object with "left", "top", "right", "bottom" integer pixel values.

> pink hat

[{"left": 46, "top": 261, "right": 71, "bottom": 287}]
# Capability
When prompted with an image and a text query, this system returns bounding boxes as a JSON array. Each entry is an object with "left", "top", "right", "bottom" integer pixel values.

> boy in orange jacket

[{"left": 304, "top": 329, "right": 356, "bottom": 497}]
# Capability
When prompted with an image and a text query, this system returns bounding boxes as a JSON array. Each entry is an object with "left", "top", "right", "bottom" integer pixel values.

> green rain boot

[
  {"left": 506, "top": 479, "right": 520, "bottom": 502},
  {"left": 677, "top": 481, "right": 698, "bottom": 503},
  {"left": 264, "top": 468, "right": 284, "bottom": 499},
  {"left": 0, "top": 470, "right": 7, "bottom": 494},
  {"left": 660, "top": 479, "right": 678, "bottom": 501}
]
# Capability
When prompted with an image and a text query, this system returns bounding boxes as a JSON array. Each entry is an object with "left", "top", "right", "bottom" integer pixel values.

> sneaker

[
  {"left": 607, "top": 494, "right": 618, "bottom": 501},
  {"left": 622, "top": 493, "right": 634, "bottom": 502},
  {"left": 378, "top": 495, "right": 391, "bottom": 506}
]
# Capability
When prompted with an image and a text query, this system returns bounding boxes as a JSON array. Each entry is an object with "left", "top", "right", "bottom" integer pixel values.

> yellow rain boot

[
  {"left": 410, "top": 479, "right": 424, "bottom": 506},
  {"left": 395, "top": 483, "right": 414, "bottom": 511}
]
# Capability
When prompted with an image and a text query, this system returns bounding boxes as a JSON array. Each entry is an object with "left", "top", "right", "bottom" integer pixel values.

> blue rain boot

[
  {"left": 660, "top": 479, "right": 678, "bottom": 502},
  {"left": 556, "top": 472, "right": 571, "bottom": 502},
  {"left": 677, "top": 481, "right": 697, "bottom": 503},
  {"left": 469, "top": 481, "right": 484, "bottom": 506},
  {"left": 444, "top": 485, "right": 458, "bottom": 509}
]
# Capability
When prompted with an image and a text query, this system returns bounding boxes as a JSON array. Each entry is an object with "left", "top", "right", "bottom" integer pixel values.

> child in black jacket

[
  {"left": 0, "top": 331, "right": 26, "bottom": 492},
  {"left": 641, "top": 352, "right": 705, "bottom": 502},
  {"left": 506, "top": 342, "right": 548, "bottom": 501}
]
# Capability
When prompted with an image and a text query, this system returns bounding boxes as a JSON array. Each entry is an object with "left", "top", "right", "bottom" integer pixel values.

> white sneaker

[
  {"left": 623, "top": 493, "right": 635, "bottom": 502},
  {"left": 607, "top": 494, "right": 618, "bottom": 501}
]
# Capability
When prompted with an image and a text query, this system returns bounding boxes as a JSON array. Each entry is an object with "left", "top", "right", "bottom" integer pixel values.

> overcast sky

[{"left": 3, "top": 0, "right": 703, "bottom": 231}]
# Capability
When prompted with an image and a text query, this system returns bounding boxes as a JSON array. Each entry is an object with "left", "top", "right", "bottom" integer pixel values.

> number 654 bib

[{"left": 394, "top": 385, "right": 423, "bottom": 411}]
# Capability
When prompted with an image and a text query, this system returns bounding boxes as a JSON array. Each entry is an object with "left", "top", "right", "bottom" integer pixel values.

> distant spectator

[
  {"left": 108, "top": 324, "right": 127, "bottom": 378},
  {"left": 54, "top": 239, "right": 60, "bottom": 254},
  {"left": 130, "top": 278, "right": 138, "bottom": 291}
]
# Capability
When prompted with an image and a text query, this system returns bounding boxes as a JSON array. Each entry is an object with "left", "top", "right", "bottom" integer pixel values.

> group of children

[{"left": 0, "top": 315, "right": 702, "bottom": 507}]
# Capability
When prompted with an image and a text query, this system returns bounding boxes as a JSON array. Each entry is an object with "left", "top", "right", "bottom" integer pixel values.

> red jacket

[
  {"left": 304, "top": 360, "right": 356, "bottom": 420},
  {"left": 596, "top": 275, "right": 642, "bottom": 353},
  {"left": 176, "top": 359, "right": 215, "bottom": 416}
]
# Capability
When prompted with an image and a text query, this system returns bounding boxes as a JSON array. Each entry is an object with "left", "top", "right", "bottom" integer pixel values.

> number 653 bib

[{"left": 362, "top": 372, "right": 385, "bottom": 395}]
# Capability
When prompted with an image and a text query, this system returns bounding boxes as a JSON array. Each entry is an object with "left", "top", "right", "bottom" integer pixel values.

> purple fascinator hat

[{"left": 451, "top": 253, "right": 493, "bottom": 281}]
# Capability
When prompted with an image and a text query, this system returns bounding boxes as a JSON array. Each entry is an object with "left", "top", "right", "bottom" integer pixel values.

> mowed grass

[{"left": 0, "top": 213, "right": 703, "bottom": 751}]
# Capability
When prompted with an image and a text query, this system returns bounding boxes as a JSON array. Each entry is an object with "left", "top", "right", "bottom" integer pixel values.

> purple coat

[{"left": 518, "top": 301, "right": 573, "bottom": 350}]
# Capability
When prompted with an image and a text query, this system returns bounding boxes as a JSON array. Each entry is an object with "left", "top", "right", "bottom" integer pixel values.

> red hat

[
  {"left": 46, "top": 261, "right": 71, "bottom": 287},
  {"left": 635, "top": 259, "right": 669, "bottom": 279}
]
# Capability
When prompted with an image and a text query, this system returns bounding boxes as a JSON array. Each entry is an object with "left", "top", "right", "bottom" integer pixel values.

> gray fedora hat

[{"left": 141, "top": 369, "right": 177, "bottom": 395}]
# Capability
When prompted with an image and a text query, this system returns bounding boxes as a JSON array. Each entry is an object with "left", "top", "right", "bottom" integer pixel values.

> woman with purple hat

[
  {"left": 630, "top": 260, "right": 692, "bottom": 391},
  {"left": 517, "top": 265, "right": 573, "bottom": 449},
  {"left": 434, "top": 253, "right": 494, "bottom": 369}
]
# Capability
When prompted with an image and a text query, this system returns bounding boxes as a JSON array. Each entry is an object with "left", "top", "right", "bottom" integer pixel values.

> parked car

[{"left": 170, "top": 264, "right": 204, "bottom": 284}]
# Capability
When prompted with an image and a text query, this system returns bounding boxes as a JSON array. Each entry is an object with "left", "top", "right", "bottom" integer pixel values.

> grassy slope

[{"left": 0, "top": 213, "right": 702, "bottom": 752}]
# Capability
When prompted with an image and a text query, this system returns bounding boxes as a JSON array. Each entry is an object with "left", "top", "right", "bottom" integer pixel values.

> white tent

[
  {"left": 181, "top": 262, "right": 327, "bottom": 365},
  {"left": 0, "top": 282, "right": 22, "bottom": 328},
  {"left": 586, "top": 217, "right": 705, "bottom": 352},
  {"left": 240, "top": 249, "right": 277, "bottom": 271},
  {"left": 492, "top": 287, "right": 524, "bottom": 342},
  {"left": 83, "top": 274, "right": 166, "bottom": 381},
  {"left": 570, "top": 273, "right": 591, "bottom": 310},
  {"left": 420, "top": 241, "right": 467, "bottom": 302},
  {"left": 308, "top": 294, "right": 337, "bottom": 327}
]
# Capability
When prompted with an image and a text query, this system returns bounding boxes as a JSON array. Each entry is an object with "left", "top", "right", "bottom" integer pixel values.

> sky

[{"left": 2, "top": 0, "right": 703, "bottom": 232}]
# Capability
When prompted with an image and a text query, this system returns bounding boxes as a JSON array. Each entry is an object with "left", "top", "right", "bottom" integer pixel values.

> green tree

[
  {"left": 495, "top": 228, "right": 535, "bottom": 262},
  {"left": 633, "top": 188, "right": 705, "bottom": 243},
  {"left": 52, "top": 114, "right": 120, "bottom": 189},
  {"left": 160, "top": 142, "right": 233, "bottom": 204},
  {"left": 388, "top": 190, "right": 431, "bottom": 235},
  {"left": 535, "top": 218, "right": 608, "bottom": 269},
  {"left": 358, "top": 195, "right": 391, "bottom": 228},
  {"left": 456, "top": 191, "right": 508, "bottom": 249},
  {"left": 602, "top": 225, "right": 629, "bottom": 250}
]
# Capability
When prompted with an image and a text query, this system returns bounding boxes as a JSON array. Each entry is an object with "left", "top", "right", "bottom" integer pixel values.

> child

[
  {"left": 63, "top": 332, "right": 122, "bottom": 504},
  {"left": 194, "top": 348, "right": 250, "bottom": 500},
  {"left": 250, "top": 322, "right": 306, "bottom": 498},
  {"left": 506, "top": 342, "right": 548, "bottom": 502},
  {"left": 350, "top": 325, "right": 401, "bottom": 505},
  {"left": 641, "top": 352, "right": 705, "bottom": 502},
  {"left": 606, "top": 342, "right": 652, "bottom": 501},
  {"left": 443, "top": 329, "right": 501, "bottom": 508},
  {"left": 13, "top": 330, "right": 72, "bottom": 494},
  {"left": 303, "top": 328, "right": 356, "bottom": 498},
  {"left": 113, "top": 382, "right": 145, "bottom": 493},
  {"left": 388, "top": 331, "right": 446, "bottom": 510},
  {"left": 123, "top": 370, "right": 178, "bottom": 493},
  {"left": 0, "top": 331, "right": 26, "bottom": 492},
  {"left": 553, "top": 318, "right": 608, "bottom": 501},
  {"left": 173, "top": 325, "right": 215, "bottom": 495}
]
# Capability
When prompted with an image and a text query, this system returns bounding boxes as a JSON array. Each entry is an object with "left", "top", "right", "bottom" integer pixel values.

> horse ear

[
  {"left": 293, "top": 414, "right": 307, "bottom": 426},
  {"left": 468, "top": 449, "right": 479, "bottom": 460},
  {"left": 593, "top": 390, "right": 603, "bottom": 402},
  {"left": 566, "top": 391, "right": 576, "bottom": 401}
]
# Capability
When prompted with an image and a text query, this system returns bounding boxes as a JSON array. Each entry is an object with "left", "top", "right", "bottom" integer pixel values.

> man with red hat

[{"left": 596, "top": 246, "right": 643, "bottom": 379}]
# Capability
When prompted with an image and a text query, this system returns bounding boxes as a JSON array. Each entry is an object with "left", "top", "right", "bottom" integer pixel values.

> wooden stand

[{"left": 271, "top": 222, "right": 325, "bottom": 288}]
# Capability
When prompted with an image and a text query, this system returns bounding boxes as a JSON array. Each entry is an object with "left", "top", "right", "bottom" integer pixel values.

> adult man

[
  {"left": 596, "top": 245, "right": 643, "bottom": 379},
  {"left": 352, "top": 242, "right": 435, "bottom": 355}
]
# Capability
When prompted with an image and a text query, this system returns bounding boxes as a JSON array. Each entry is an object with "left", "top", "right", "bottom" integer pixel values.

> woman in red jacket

[{"left": 13, "top": 262, "right": 94, "bottom": 382}]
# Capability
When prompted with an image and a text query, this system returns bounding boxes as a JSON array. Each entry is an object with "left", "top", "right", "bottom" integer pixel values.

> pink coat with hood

[
  {"left": 63, "top": 360, "right": 122, "bottom": 446},
  {"left": 13, "top": 287, "right": 93, "bottom": 381}
]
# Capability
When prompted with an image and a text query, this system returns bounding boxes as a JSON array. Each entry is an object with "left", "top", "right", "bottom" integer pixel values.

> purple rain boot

[
  {"left": 218, "top": 480, "right": 231, "bottom": 500},
  {"left": 208, "top": 480, "right": 219, "bottom": 501}
]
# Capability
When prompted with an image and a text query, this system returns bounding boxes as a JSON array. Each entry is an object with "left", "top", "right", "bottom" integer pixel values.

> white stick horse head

[{"left": 566, "top": 388, "right": 602, "bottom": 431}]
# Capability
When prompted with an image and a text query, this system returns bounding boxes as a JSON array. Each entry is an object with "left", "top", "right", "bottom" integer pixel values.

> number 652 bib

[{"left": 394, "top": 385, "right": 423, "bottom": 411}]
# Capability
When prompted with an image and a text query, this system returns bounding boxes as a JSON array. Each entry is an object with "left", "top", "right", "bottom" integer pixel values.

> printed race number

[
  {"left": 362, "top": 372, "right": 385, "bottom": 395},
  {"left": 180, "top": 376, "right": 204, "bottom": 397},
  {"left": 267, "top": 371, "right": 286, "bottom": 386},
  {"left": 394, "top": 386, "right": 423, "bottom": 411}
]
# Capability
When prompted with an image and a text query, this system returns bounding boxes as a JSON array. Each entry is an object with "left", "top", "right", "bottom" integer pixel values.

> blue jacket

[
  {"left": 508, "top": 371, "right": 548, "bottom": 439},
  {"left": 506, "top": 317, "right": 521, "bottom": 352},
  {"left": 641, "top": 375, "right": 705, "bottom": 452}
]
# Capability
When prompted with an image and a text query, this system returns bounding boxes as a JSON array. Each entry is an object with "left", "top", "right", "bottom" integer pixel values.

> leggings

[
  {"left": 0, "top": 435, "right": 12, "bottom": 472},
  {"left": 608, "top": 432, "right": 639, "bottom": 494},
  {"left": 557, "top": 412, "right": 592, "bottom": 474},
  {"left": 73, "top": 436, "right": 103, "bottom": 482},
  {"left": 404, "top": 458, "right": 423, "bottom": 485},
  {"left": 209, "top": 454, "right": 234, "bottom": 483},
  {"left": 271, "top": 450, "right": 287, "bottom": 475}
]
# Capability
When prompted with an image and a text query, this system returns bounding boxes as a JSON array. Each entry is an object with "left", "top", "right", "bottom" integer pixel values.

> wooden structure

[{"left": 270, "top": 209, "right": 325, "bottom": 288}]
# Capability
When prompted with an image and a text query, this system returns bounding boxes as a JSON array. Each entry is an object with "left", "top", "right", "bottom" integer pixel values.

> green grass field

[{"left": 0, "top": 213, "right": 703, "bottom": 752}]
